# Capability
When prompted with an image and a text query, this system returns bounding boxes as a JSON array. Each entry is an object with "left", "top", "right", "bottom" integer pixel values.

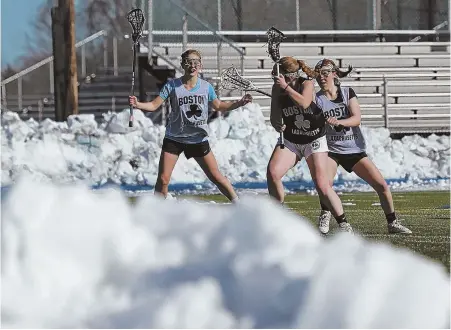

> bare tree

[
  {"left": 81, "top": 0, "right": 132, "bottom": 36},
  {"left": 1, "top": 65, "right": 17, "bottom": 81}
]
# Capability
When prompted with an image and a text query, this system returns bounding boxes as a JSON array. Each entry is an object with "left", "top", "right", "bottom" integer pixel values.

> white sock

[{"left": 231, "top": 196, "right": 240, "bottom": 204}]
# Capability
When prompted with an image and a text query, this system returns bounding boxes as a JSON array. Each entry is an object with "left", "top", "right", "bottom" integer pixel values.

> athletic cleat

[
  {"left": 338, "top": 222, "right": 354, "bottom": 234},
  {"left": 388, "top": 219, "right": 412, "bottom": 234},
  {"left": 318, "top": 210, "right": 332, "bottom": 234}
]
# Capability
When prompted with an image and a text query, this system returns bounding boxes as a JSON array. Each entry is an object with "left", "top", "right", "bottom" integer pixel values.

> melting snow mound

[{"left": 1, "top": 177, "right": 449, "bottom": 328}]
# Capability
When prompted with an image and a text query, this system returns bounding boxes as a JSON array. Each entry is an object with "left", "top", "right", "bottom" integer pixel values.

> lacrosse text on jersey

[
  {"left": 159, "top": 78, "right": 218, "bottom": 143},
  {"left": 329, "top": 134, "right": 359, "bottom": 141},
  {"left": 315, "top": 87, "right": 366, "bottom": 154},
  {"left": 276, "top": 84, "right": 326, "bottom": 145}
]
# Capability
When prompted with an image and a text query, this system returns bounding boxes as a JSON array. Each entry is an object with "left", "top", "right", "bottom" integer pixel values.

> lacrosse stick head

[
  {"left": 219, "top": 66, "right": 253, "bottom": 92},
  {"left": 266, "top": 27, "right": 286, "bottom": 63},
  {"left": 127, "top": 8, "right": 145, "bottom": 43}
]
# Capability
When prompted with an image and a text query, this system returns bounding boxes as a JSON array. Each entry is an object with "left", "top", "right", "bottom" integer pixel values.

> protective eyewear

[
  {"left": 183, "top": 59, "right": 202, "bottom": 66},
  {"left": 281, "top": 71, "right": 301, "bottom": 79},
  {"left": 318, "top": 69, "right": 333, "bottom": 77}
]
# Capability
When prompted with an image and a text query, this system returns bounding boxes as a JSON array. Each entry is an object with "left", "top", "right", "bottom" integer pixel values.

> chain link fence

[{"left": 151, "top": 0, "right": 448, "bottom": 33}]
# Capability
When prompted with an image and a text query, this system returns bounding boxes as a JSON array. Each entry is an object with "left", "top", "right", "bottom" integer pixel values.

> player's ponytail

[
  {"left": 335, "top": 65, "right": 353, "bottom": 78},
  {"left": 297, "top": 60, "right": 318, "bottom": 79}
]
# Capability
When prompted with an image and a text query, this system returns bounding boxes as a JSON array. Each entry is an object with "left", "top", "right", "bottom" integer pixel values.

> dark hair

[
  {"left": 315, "top": 58, "right": 353, "bottom": 82},
  {"left": 315, "top": 59, "right": 353, "bottom": 103}
]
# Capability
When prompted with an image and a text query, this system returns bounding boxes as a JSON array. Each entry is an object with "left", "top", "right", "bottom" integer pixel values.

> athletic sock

[
  {"left": 385, "top": 212, "right": 397, "bottom": 224},
  {"left": 320, "top": 201, "right": 330, "bottom": 212},
  {"left": 231, "top": 196, "right": 240, "bottom": 204},
  {"left": 335, "top": 213, "right": 347, "bottom": 224}
]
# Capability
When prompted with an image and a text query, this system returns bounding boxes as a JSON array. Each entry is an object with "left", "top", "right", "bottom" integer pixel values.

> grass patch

[{"left": 131, "top": 191, "right": 450, "bottom": 271}]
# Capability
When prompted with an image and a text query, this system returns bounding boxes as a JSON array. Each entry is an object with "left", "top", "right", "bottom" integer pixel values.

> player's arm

[
  {"left": 130, "top": 96, "right": 164, "bottom": 112},
  {"left": 209, "top": 83, "right": 252, "bottom": 112},
  {"left": 211, "top": 96, "right": 252, "bottom": 112},
  {"left": 275, "top": 76, "right": 314, "bottom": 109},
  {"left": 129, "top": 81, "right": 172, "bottom": 112},
  {"left": 270, "top": 84, "right": 284, "bottom": 132},
  {"left": 336, "top": 89, "right": 361, "bottom": 127}
]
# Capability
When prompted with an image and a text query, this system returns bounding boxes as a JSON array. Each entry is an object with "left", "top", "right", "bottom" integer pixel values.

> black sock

[
  {"left": 335, "top": 213, "right": 347, "bottom": 224},
  {"left": 386, "top": 212, "right": 397, "bottom": 224},
  {"left": 320, "top": 201, "right": 330, "bottom": 211}
]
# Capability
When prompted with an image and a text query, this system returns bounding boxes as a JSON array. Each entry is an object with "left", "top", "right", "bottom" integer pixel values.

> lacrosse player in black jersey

[{"left": 267, "top": 56, "right": 353, "bottom": 234}]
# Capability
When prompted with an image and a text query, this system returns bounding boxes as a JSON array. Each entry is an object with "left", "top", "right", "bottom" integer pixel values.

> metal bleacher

[
  {"left": 146, "top": 39, "right": 451, "bottom": 134},
  {"left": 1, "top": 26, "right": 450, "bottom": 135}
]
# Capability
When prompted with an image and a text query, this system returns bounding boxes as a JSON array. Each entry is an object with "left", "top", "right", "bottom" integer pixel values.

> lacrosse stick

[
  {"left": 266, "top": 26, "right": 286, "bottom": 148},
  {"left": 126, "top": 8, "right": 145, "bottom": 128},
  {"left": 219, "top": 66, "right": 272, "bottom": 97}
]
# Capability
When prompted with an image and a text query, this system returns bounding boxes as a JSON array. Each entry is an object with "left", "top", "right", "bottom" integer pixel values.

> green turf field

[{"left": 191, "top": 191, "right": 450, "bottom": 271}]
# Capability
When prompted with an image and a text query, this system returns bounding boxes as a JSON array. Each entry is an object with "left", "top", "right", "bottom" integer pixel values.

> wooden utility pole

[
  {"left": 51, "top": 0, "right": 78, "bottom": 121},
  {"left": 236, "top": 0, "right": 242, "bottom": 41}
]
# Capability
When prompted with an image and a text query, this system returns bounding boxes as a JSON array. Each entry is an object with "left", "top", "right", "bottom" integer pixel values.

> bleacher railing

[
  {"left": 1, "top": 30, "right": 117, "bottom": 111},
  {"left": 145, "top": 0, "right": 246, "bottom": 82},
  {"left": 148, "top": 29, "right": 450, "bottom": 43}
]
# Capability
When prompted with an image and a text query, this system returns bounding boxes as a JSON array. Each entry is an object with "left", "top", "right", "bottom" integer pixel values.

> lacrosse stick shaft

[
  {"left": 129, "top": 43, "right": 137, "bottom": 127},
  {"left": 253, "top": 90, "right": 272, "bottom": 97},
  {"left": 266, "top": 27, "right": 285, "bottom": 149},
  {"left": 275, "top": 63, "right": 285, "bottom": 149}
]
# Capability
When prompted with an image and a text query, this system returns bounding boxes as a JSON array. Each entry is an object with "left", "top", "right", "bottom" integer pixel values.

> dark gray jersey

[{"left": 315, "top": 87, "right": 366, "bottom": 154}]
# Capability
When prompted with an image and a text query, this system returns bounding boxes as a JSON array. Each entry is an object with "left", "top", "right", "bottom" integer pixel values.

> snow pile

[
  {"left": 1, "top": 104, "right": 449, "bottom": 189},
  {"left": 2, "top": 177, "right": 450, "bottom": 328}
]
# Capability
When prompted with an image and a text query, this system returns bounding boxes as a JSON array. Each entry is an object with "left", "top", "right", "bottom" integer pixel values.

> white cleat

[
  {"left": 338, "top": 222, "right": 354, "bottom": 234},
  {"left": 388, "top": 219, "right": 412, "bottom": 234},
  {"left": 318, "top": 210, "right": 332, "bottom": 234}
]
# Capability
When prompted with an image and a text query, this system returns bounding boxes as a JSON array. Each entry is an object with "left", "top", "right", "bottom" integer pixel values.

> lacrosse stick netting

[
  {"left": 266, "top": 27, "right": 286, "bottom": 75},
  {"left": 219, "top": 67, "right": 271, "bottom": 97},
  {"left": 127, "top": 8, "right": 145, "bottom": 43}
]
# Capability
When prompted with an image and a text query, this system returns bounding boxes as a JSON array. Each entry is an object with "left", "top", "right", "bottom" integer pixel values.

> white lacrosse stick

[
  {"left": 266, "top": 26, "right": 287, "bottom": 148},
  {"left": 219, "top": 66, "right": 272, "bottom": 97}
]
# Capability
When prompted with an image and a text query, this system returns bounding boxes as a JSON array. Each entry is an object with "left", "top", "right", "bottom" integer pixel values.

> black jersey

[{"left": 278, "top": 84, "right": 326, "bottom": 144}]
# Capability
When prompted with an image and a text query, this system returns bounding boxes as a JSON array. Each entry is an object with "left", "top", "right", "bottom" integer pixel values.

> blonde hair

[
  {"left": 272, "top": 56, "right": 318, "bottom": 79},
  {"left": 181, "top": 49, "right": 202, "bottom": 61}
]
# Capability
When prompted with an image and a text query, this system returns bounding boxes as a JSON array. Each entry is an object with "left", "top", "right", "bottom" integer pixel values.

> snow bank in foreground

[{"left": 2, "top": 177, "right": 449, "bottom": 328}]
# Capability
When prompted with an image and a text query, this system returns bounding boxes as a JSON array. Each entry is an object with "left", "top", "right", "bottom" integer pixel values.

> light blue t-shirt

[{"left": 159, "top": 78, "right": 218, "bottom": 144}]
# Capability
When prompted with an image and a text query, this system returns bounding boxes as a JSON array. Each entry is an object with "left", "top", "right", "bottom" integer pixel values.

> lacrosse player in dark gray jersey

[
  {"left": 268, "top": 56, "right": 353, "bottom": 234},
  {"left": 130, "top": 49, "right": 252, "bottom": 202},
  {"left": 314, "top": 59, "right": 412, "bottom": 235}
]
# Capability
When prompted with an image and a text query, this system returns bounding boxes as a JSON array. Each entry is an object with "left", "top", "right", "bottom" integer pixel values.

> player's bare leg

[
  {"left": 353, "top": 157, "right": 412, "bottom": 234},
  {"left": 267, "top": 145, "right": 299, "bottom": 204},
  {"left": 307, "top": 152, "right": 353, "bottom": 234},
  {"left": 195, "top": 152, "right": 238, "bottom": 203},
  {"left": 155, "top": 151, "right": 179, "bottom": 198},
  {"left": 317, "top": 157, "right": 338, "bottom": 234}
]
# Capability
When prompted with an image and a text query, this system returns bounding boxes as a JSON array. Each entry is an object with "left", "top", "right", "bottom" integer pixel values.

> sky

[{"left": 1, "top": 0, "right": 44, "bottom": 69}]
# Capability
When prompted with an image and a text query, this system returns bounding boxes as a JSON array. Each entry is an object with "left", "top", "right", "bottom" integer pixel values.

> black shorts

[
  {"left": 328, "top": 152, "right": 368, "bottom": 173},
  {"left": 162, "top": 137, "right": 211, "bottom": 159}
]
